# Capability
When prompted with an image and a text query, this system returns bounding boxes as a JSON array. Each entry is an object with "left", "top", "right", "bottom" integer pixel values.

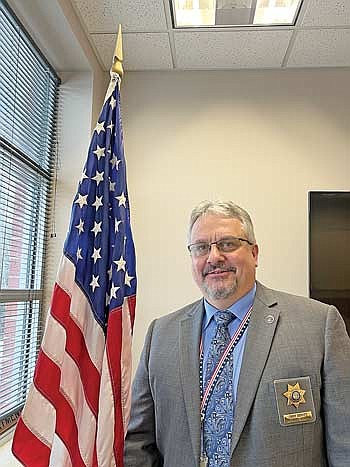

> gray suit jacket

[{"left": 124, "top": 282, "right": 350, "bottom": 466}]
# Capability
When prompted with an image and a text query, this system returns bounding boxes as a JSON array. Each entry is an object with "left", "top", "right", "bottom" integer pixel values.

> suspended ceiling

[{"left": 70, "top": 0, "right": 350, "bottom": 71}]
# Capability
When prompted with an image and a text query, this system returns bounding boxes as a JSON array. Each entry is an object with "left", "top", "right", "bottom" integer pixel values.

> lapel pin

[{"left": 265, "top": 314, "right": 275, "bottom": 324}]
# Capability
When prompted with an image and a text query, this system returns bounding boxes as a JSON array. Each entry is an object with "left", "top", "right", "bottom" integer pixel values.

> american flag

[{"left": 12, "top": 74, "right": 136, "bottom": 467}]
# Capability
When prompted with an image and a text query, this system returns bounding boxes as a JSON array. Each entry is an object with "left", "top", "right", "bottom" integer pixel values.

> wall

[
  {"left": 119, "top": 69, "right": 350, "bottom": 367},
  {"left": 17, "top": 66, "right": 350, "bottom": 371},
  {"left": 43, "top": 71, "right": 94, "bottom": 310},
  {"left": 3, "top": 65, "right": 349, "bottom": 467},
  {"left": 57, "top": 0, "right": 109, "bottom": 126}
]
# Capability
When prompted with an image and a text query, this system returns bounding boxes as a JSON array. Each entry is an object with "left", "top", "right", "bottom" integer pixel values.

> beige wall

[
  {"left": 42, "top": 67, "right": 350, "bottom": 369},
  {"left": 2, "top": 67, "right": 349, "bottom": 465},
  {"left": 43, "top": 71, "right": 94, "bottom": 312},
  {"left": 120, "top": 69, "right": 350, "bottom": 366},
  {"left": 57, "top": 0, "right": 109, "bottom": 126}
]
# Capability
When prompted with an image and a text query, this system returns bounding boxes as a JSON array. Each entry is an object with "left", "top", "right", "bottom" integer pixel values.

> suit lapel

[
  {"left": 179, "top": 300, "right": 204, "bottom": 464},
  {"left": 231, "top": 282, "right": 280, "bottom": 454}
]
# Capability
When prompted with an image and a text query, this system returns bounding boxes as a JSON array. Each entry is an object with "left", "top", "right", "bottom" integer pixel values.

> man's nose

[{"left": 207, "top": 243, "right": 224, "bottom": 263}]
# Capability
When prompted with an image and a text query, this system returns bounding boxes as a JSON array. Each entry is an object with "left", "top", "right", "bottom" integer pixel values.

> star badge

[{"left": 283, "top": 382, "right": 306, "bottom": 408}]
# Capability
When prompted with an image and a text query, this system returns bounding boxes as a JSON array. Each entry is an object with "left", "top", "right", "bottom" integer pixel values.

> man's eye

[
  {"left": 195, "top": 243, "right": 208, "bottom": 252},
  {"left": 219, "top": 239, "right": 239, "bottom": 250},
  {"left": 221, "top": 241, "right": 233, "bottom": 248}
]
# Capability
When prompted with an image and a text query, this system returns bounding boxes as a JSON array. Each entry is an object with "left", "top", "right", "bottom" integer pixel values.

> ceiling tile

[
  {"left": 287, "top": 29, "right": 350, "bottom": 67},
  {"left": 302, "top": 0, "right": 350, "bottom": 27},
  {"left": 72, "top": 0, "right": 168, "bottom": 33},
  {"left": 92, "top": 33, "right": 173, "bottom": 70},
  {"left": 174, "top": 30, "right": 293, "bottom": 69}
]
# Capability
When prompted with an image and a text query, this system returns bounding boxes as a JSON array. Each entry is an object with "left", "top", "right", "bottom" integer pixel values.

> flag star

[
  {"left": 93, "top": 145, "right": 105, "bottom": 160},
  {"left": 114, "top": 255, "right": 126, "bottom": 271},
  {"left": 115, "top": 219, "right": 122, "bottom": 233},
  {"left": 110, "top": 154, "right": 121, "bottom": 170},
  {"left": 116, "top": 192, "right": 127, "bottom": 207},
  {"left": 109, "top": 180, "right": 115, "bottom": 191},
  {"left": 91, "top": 221, "right": 102, "bottom": 237},
  {"left": 107, "top": 265, "right": 113, "bottom": 280},
  {"left": 75, "top": 193, "right": 88, "bottom": 209},
  {"left": 105, "top": 292, "right": 110, "bottom": 306},
  {"left": 91, "top": 247, "right": 102, "bottom": 263},
  {"left": 90, "top": 275, "right": 100, "bottom": 292},
  {"left": 94, "top": 121, "right": 105, "bottom": 134},
  {"left": 107, "top": 121, "right": 114, "bottom": 132},
  {"left": 125, "top": 271, "right": 134, "bottom": 287},
  {"left": 110, "top": 95, "right": 116, "bottom": 109},
  {"left": 92, "top": 170, "right": 104, "bottom": 186},
  {"left": 110, "top": 282, "right": 120, "bottom": 300},
  {"left": 76, "top": 247, "right": 83, "bottom": 260},
  {"left": 75, "top": 218, "right": 84, "bottom": 234},
  {"left": 80, "top": 170, "right": 88, "bottom": 182},
  {"left": 92, "top": 195, "right": 103, "bottom": 211}
]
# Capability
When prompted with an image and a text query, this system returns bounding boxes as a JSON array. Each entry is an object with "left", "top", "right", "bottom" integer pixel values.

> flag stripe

[
  {"left": 12, "top": 418, "right": 51, "bottom": 467},
  {"left": 20, "top": 368, "right": 56, "bottom": 446},
  {"left": 59, "top": 353, "right": 96, "bottom": 465},
  {"left": 49, "top": 434, "right": 73, "bottom": 467},
  {"left": 106, "top": 308, "right": 123, "bottom": 465},
  {"left": 120, "top": 299, "right": 134, "bottom": 431},
  {"left": 57, "top": 256, "right": 105, "bottom": 370},
  {"left": 96, "top": 351, "right": 116, "bottom": 467},
  {"left": 127, "top": 295, "right": 136, "bottom": 331},
  {"left": 41, "top": 306, "right": 99, "bottom": 466},
  {"left": 42, "top": 286, "right": 99, "bottom": 465},
  {"left": 34, "top": 351, "right": 87, "bottom": 466},
  {"left": 50, "top": 283, "right": 100, "bottom": 417}
]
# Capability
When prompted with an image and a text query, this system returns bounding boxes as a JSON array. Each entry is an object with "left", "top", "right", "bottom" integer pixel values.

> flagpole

[{"left": 111, "top": 24, "right": 123, "bottom": 81}]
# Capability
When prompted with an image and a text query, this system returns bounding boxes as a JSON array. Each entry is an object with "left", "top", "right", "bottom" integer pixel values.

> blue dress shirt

[{"left": 202, "top": 283, "right": 256, "bottom": 403}]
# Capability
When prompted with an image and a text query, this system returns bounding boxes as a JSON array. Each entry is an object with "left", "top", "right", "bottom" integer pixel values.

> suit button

[{"left": 265, "top": 314, "right": 275, "bottom": 324}]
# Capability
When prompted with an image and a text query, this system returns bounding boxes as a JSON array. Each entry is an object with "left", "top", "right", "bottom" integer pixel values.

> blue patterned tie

[{"left": 204, "top": 311, "right": 235, "bottom": 467}]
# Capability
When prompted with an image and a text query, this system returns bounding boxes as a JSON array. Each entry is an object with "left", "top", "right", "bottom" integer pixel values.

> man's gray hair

[{"left": 189, "top": 200, "right": 256, "bottom": 243}]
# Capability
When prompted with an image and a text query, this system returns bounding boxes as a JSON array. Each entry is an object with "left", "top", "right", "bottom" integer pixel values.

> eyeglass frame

[{"left": 187, "top": 236, "right": 254, "bottom": 257}]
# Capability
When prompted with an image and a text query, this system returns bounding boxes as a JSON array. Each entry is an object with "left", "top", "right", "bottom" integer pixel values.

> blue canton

[
  {"left": 64, "top": 75, "right": 137, "bottom": 332},
  {"left": 204, "top": 311, "right": 235, "bottom": 467}
]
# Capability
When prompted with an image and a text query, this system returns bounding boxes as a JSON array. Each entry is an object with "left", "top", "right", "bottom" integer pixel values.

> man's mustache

[{"left": 203, "top": 266, "right": 237, "bottom": 277}]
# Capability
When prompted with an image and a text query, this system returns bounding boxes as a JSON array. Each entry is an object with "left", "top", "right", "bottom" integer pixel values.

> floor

[{"left": 0, "top": 438, "right": 22, "bottom": 467}]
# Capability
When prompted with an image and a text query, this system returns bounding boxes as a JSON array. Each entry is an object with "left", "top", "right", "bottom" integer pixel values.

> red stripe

[
  {"left": 12, "top": 417, "right": 51, "bottom": 467},
  {"left": 106, "top": 306, "right": 124, "bottom": 467},
  {"left": 127, "top": 295, "right": 136, "bottom": 331},
  {"left": 51, "top": 283, "right": 101, "bottom": 417},
  {"left": 34, "top": 350, "right": 87, "bottom": 467}
]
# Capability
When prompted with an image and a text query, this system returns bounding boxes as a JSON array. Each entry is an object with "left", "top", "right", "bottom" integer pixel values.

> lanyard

[
  {"left": 199, "top": 305, "right": 253, "bottom": 466},
  {"left": 199, "top": 305, "right": 252, "bottom": 419}
]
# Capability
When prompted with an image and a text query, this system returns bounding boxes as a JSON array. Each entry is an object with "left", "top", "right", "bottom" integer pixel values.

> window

[{"left": 0, "top": 0, "right": 60, "bottom": 437}]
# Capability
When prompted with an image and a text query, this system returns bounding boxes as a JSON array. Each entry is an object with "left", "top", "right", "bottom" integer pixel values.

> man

[{"left": 124, "top": 200, "right": 350, "bottom": 467}]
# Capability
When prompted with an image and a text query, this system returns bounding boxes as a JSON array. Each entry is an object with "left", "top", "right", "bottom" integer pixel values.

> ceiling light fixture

[{"left": 171, "top": 0, "right": 303, "bottom": 28}]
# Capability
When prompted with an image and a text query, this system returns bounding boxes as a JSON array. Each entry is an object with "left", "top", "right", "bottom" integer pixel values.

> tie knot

[{"left": 214, "top": 310, "right": 234, "bottom": 327}]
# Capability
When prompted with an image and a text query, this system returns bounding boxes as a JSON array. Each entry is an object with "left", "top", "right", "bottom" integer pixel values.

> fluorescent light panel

[{"left": 172, "top": 0, "right": 303, "bottom": 28}]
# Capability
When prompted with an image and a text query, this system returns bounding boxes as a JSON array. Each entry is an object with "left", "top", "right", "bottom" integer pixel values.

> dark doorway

[{"left": 309, "top": 192, "right": 350, "bottom": 335}]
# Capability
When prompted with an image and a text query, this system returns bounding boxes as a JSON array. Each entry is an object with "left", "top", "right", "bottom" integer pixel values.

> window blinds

[{"left": 0, "top": 0, "right": 60, "bottom": 437}]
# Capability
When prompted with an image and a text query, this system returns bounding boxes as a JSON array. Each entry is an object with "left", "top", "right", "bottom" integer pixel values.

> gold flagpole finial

[{"left": 111, "top": 24, "right": 123, "bottom": 79}]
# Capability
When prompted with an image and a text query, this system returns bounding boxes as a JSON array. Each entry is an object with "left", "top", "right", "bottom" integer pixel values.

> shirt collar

[{"left": 203, "top": 282, "right": 256, "bottom": 330}]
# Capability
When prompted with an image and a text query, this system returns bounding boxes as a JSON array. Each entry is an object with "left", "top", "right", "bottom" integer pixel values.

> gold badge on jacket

[{"left": 274, "top": 376, "right": 316, "bottom": 426}]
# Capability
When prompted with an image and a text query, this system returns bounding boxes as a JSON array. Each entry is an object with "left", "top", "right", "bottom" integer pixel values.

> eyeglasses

[{"left": 187, "top": 236, "right": 253, "bottom": 258}]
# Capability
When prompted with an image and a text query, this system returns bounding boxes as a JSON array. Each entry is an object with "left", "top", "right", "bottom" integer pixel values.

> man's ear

[{"left": 252, "top": 244, "right": 259, "bottom": 267}]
